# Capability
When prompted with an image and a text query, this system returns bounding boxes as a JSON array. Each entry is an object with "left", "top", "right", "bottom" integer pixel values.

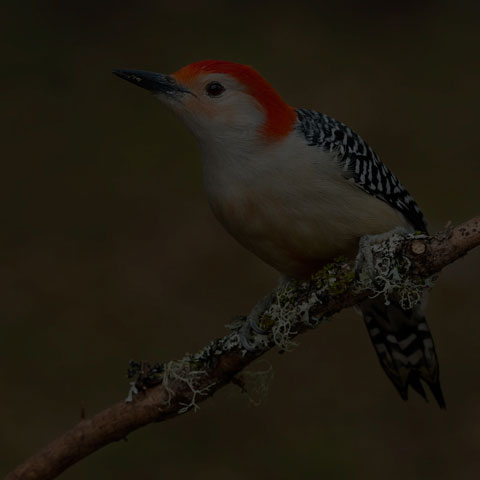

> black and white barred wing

[{"left": 295, "top": 108, "right": 427, "bottom": 233}]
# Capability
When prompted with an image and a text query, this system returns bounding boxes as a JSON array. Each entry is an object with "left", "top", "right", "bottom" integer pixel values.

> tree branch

[{"left": 6, "top": 217, "right": 480, "bottom": 480}]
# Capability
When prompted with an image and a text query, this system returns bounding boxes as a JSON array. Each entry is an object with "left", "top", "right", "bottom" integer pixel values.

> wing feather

[{"left": 295, "top": 108, "right": 427, "bottom": 233}]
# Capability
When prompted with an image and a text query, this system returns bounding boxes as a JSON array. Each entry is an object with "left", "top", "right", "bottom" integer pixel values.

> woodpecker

[{"left": 114, "top": 60, "right": 444, "bottom": 407}]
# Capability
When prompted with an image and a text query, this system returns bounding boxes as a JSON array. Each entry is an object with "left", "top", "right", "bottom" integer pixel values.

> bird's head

[{"left": 113, "top": 60, "right": 296, "bottom": 147}]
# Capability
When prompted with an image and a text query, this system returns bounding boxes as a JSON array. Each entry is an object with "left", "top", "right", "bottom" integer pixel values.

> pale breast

[{"left": 201, "top": 140, "right": 408, "bottom": 278}]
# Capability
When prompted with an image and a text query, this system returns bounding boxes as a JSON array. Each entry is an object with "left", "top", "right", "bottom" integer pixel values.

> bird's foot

[
  {"left": 238, "top": 292, "right": 276, "bottom": 351},
  {"left": 355, "top": 227, "right": 410, "bottom": 283},
  {"left": 239, "top": 315, "right": 269, "bottom": 352}
]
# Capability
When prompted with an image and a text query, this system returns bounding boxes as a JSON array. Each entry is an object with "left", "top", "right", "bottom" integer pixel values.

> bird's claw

[
  {"left": 355, "top": 228, "right": 410, "bottom": 284},
  {"left": 239, "top": 314, "right": 269, "bottom": 351}
]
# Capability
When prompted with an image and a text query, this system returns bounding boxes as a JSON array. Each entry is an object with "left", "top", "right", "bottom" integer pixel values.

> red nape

[{"left": 174, "top": 60, "right": 297, "bottom": 140}]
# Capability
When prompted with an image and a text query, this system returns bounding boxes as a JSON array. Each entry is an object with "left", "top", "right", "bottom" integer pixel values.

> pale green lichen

[
  {"left": 126, "top": 349, "right": 221, "bottom": 411},
  {"left": 312, "top": 257, "right": 355, "bottom": 296},
  {"left": 256, "top": 265, "right": 346, "bottom": 351},
  {"left": 158, "top": 329, "right": 248, "bottom": 413},
  {"left": 162, "top": 358, "right": 216, "bottom": 413}
]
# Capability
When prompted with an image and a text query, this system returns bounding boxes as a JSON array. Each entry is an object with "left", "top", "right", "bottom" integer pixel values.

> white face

[{"left": 159, "top": 73, "right": 266, "bottom": 146}]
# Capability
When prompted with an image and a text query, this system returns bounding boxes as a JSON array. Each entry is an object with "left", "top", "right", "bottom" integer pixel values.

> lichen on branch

[{"left": 5, "top": 217, "right": 480, "bottom": 480}]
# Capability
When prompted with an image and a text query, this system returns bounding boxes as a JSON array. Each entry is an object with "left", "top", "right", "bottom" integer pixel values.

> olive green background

[{"left": 1, "top": 1, "right": 480, "bottom": 479}]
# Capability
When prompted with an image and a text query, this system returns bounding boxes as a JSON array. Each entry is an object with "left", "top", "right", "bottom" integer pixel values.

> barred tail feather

[{"left": 360, "top": 297, "right": 445, "bottom": 408}]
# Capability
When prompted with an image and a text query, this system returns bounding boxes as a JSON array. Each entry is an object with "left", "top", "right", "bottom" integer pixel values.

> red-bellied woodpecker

[{"left": 113, "top": 60, "right": 445, "bottom": 408}]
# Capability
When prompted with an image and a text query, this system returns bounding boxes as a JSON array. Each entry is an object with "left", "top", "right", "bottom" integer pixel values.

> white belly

[{"left": 201, "top": 139, "right": 407, "bottom": 278}]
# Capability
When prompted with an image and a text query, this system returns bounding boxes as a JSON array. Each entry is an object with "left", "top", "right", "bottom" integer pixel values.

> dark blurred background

[{"left": 1, "top": 0, "right": 480, "bottom": 478}]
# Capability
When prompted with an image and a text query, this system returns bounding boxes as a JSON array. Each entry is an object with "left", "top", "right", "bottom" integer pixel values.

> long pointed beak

[{"left": 113, "top": 69, "right": 190, "bottom": 96}]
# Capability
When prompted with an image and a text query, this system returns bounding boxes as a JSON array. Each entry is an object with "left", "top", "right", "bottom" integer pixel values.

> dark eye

[{"left": 206, "top": 81, "right": 225, "bottom": 97}]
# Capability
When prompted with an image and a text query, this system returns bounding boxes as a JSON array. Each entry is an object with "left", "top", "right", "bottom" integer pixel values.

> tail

[{"left": 359, "top": 296, "right": 445, "bottom": 408}]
